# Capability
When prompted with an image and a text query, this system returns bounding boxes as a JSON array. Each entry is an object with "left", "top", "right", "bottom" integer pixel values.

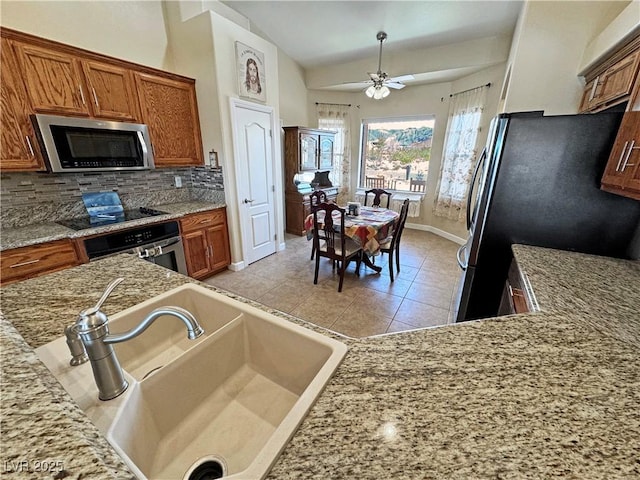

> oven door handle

[{"left": 155, "top": 237, "right": 182, "bottom": 250}]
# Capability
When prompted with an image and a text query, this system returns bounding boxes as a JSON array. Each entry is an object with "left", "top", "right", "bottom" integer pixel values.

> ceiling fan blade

[
  {"left": 386, "top": 82, "right": 406, "bottom": 90},
  {"left": 368, "top": 72, "right": 380, "bottom": 81},
  {"left": 388, "top": 74, "right": 414, "bottom": 83}
]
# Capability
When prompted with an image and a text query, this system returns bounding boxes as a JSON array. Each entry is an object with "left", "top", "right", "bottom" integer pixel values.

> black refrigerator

[{"left": 455, "top": 111, "right": 640, "bottom": 322}]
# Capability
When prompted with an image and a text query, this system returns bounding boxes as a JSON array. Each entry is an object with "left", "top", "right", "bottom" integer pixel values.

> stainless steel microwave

[{"left": 33, "top": 114, "right": 154, "bottom": 173}]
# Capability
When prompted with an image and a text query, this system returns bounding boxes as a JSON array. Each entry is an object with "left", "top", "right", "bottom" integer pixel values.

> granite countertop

[
  {"left": 1, "top": 245, "right": 639, "bottom": 479},
  {"left": 0, "top": 201, "right": 225, "bottom": 251}
]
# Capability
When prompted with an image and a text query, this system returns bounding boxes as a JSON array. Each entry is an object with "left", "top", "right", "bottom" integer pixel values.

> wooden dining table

[{"left": 304, "top": 205, "right": 400, "bottom": 272}]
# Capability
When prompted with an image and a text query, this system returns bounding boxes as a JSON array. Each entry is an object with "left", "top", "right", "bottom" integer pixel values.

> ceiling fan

[{"left": 365, "top": 31, "right": 414, "bottom": 99}]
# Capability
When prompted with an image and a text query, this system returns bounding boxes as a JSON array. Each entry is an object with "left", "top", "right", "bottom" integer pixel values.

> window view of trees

[{"left": 361, "top": 117, "right": 435, "bottom": 192}]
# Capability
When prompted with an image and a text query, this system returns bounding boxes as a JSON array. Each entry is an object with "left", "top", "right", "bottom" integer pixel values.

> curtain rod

[
  {"left": 315, "top": 102, "right": 352, "bottom": 106},
  {"left": 449, "top": 82, "right": 491, "bottom": 97}
]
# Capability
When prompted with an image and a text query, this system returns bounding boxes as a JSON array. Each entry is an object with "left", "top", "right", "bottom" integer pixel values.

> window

[{"left": 359, "top": 116, "right": 435, "bottom": 192}]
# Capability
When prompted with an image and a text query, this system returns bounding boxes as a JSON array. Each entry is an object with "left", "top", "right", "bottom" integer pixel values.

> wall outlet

[{"left": 174, "top": 176, "right": 182, "bottom": 188}]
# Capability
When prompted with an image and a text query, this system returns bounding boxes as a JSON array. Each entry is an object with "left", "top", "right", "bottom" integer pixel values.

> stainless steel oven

[
  {"left": 127, "top": 235, "right": 188, "bottom": 274},
  {"left": 83, "top": 221, "right": 188, "bottom": 275}
]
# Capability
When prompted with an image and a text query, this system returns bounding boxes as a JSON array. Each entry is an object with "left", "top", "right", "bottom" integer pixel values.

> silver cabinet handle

[
  {"left": 91, "top": 87, "right": 100, "bottom": 109},
  {"left": 208, "top": 246, "right": 214, "bottom": 258},
  {"left": 616, "top": 141, "right": 629, "bottom": 172},
  {"left": 588, "top": 75, "right": 599, "bottom": 102},
  {"left": 621, "top": 140, "right": 636, "bottom": 171},
  {"left": 199, "top": 219, "right": 212, "bottom": 224},
  {"left": 78, "top": 86, "right": 86, "bottom": 105},
  {"left": 10, "top": 259, "right": 40, "bottom": 268},
  {"left": 25, "top": 136, "right": 35, "bottom": 157},
  {"left": 243, "top": 198, "right": 254, "bottom": 204}
]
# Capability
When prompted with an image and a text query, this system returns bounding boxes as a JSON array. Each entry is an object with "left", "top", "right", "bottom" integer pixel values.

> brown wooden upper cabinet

[
  {"left": 0, "top": 37, "right": 46, "bottom": 171},
  {"left": 601, "top": 111, "right": 640, "bottom": 200},
  {"left": 13, "top": 41, "right": 141, "bottom": 122},
  {"left": 579, "top": 41, "right": 640, "bottom": 113},
  {"left": 135, "top": 73, "right": 204, "bottom": 167},
  {"left": 1, "top": 27, "right": 205, "bottom": 171},
  {"left": 81, "top": 61, "right": 140, "bottom": 121},
  {"left": 14, "top": 42, "right": 91, "bottom": 117}
]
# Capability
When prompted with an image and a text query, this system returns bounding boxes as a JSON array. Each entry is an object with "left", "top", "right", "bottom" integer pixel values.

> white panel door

[{"left": 231, "top": 100, "right": 276, "bottom": 264}]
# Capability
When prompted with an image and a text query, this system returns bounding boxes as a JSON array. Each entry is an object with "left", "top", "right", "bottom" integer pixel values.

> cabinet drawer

[
  {"left": 1, "top": 239, "right": 80, "bottom": 285},
  {"left": 179, "top": 209, "right": 226, "bottom": 233}
]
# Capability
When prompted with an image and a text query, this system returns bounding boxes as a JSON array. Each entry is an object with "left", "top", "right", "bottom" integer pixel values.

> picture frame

[{"left": 236, "top": 41, "right": 266, "bottom": 103}]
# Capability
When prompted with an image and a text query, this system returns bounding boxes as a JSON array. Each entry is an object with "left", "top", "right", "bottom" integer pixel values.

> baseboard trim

[
  {"left": 228, "top": 261, "right": 244, "bottom": 271},
  {"left": 405, "top": 223, "right": 466, "bottom": 245}
]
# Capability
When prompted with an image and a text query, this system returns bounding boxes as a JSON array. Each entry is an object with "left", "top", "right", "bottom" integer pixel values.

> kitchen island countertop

[{"left": 1, "top": 245, "right": 638, "bottom": 479}]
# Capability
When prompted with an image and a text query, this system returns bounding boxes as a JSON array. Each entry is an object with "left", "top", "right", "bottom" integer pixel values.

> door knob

[{"left": 243, "top": 198, "right": 254, "bottom": 204}]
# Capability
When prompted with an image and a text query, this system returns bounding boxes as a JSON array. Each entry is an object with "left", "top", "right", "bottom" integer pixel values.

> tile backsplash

[{"left": 1, "top": 166, "right": 225, "bottom": 228}]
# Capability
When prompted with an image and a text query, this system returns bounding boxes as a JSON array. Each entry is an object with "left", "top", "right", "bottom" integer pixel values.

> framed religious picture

[{"left": 236, "top": 41, "right": 266, "bottom": 103}]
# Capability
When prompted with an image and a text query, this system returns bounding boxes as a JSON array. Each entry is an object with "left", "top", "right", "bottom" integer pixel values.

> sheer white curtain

[
  {"left": 316, "top": 103, "right": 351, "bottom": 205},
  {"left": 434, "top": 85, "right": 488, "bottom": 221}
]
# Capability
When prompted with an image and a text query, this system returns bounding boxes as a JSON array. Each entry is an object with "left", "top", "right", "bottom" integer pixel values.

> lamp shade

[{"left": 365, "top": 85, "right": 376, "bottom": 98}]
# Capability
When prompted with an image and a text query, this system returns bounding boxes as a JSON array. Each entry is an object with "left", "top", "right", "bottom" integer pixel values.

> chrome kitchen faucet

[{"left": 68, "top": 277, "right": 204, "bottom": 400}]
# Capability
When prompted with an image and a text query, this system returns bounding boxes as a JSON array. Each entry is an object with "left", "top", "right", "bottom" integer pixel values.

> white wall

[
  {"left": 502, "top": 0, "right": 630, "bottom": 115},
  {"left": 0, "top": 0, "right": 173, "bottom": 71}
]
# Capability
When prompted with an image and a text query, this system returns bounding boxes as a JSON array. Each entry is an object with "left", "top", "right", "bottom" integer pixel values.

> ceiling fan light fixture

[{"left": 365, "top": 31, "right": 396, "bottom": 100}]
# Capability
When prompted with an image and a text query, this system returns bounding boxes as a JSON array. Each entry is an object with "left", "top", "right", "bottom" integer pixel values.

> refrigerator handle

[
  {"left": 456, "top": 244, "right": 468, "bottom": 270},
  {"left": 467, "top": 147, "right": 487, "bottom": 231}
]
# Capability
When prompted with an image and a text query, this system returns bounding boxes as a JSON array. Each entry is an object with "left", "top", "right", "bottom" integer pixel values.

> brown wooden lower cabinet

[
  {"left": 180, "top": 208, "right": 231, "bottom": 279},
  {"left": 601, "top": 111, "right": 640, "bottom": 200},
  {"left": 0, "top": 238, "right": 83, "bottom": 285}
]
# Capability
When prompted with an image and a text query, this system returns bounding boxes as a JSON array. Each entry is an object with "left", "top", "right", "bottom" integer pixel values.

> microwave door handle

[
  {"left": 467, "top": 147, "right": 487, "bottom": 231},
  {"left": 136, "top": 131, "right": 148, "bottom": 164}
]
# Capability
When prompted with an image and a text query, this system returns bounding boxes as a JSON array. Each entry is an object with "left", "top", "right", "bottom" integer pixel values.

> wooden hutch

[{"left": 284, "top": 126, "right": 338, "bottom": 235}]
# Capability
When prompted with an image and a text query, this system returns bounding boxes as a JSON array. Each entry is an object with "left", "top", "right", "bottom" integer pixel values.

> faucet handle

[
  {"left": 65, "top": 325, "right": 88, "bottom": 366},
  {"left": 83, "top": 277, "right": 124, "bottom": 317}
]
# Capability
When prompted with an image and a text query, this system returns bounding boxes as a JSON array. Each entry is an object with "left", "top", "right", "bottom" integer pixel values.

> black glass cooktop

[{"left": 57, "top": 207, "right": 168, "bottom": 231}]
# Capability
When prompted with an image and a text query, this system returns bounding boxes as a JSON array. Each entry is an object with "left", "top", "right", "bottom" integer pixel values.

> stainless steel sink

[{"left": 36, "top": 283, "right": 347, "bottom": 479}]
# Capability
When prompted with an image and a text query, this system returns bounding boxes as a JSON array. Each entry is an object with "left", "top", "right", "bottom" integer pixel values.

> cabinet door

[
  {"left": 82, "top": 61, "right": 139, "bottom": 121},
  {"left": 319, "top": 134, "right": 334, "bottom": 170},
  {"left": 0, "top": 38, "right": 45, "bottom": 171},
  {"left": 0, "top": 239, "right": 81, "bottom": 285},
  {"left": 182, "top": 229, "right": 211, "bottom": 278},
  {"left": 300, "top": 133, "right": 318, "bottom": 171},
  {"left": 14, "top": 42, "right": 90, "bottom": 116},
  {"left": 596, "top": 50, "right": 640, "bottom": 108},
  {"left": 134, "top": 73, "right": 203, "bottom": 167},
  {"left": 578, "top": 77, "right": 598, "bottom": 113},
  {"left": 206, "top": 224, "right": 231, "bottom": 272},
  {"left": 601, "top": 111, "right": 640, "bottom": 199}
]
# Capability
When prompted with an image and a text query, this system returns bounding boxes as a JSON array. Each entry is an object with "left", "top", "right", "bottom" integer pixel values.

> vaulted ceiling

[{"left": 221, "top": 1, "right": 523, "bottom": 91}]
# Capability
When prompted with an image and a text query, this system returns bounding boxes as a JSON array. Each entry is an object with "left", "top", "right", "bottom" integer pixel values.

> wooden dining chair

[
  {"left": 309, "top": 190, "right": 328, "bottom": 260},
  {"left": 409, "top": 178, "right": 427, "bottom": 193},
  {"left": 364, "top": 188, "right": 391, "bottom": 208},
  {"left": 379, "top": 198, "right": 410, "bottom": 281},
  {"left": 312, "top": 203, "right": 363, "bottom": 292},
  {"left": 365, "top": 176, "right": 386, "bottom": 189}
]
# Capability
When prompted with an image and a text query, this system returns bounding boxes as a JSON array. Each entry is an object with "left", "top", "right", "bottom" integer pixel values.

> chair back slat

[
  {"left": 313, "top": 202, "right": 345, "bottom": 259},
  {"left": 309, "top": 190, "right": 328, "bottom": 212},
  {"left": 364, "top": 188, "right": 391, "bottom": 208},
  {"left": 409, "top": 178, "right": 426, "bottom": 192}
]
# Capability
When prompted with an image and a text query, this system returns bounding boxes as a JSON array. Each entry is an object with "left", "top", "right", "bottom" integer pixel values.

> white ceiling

[{"left": 221, "top": 0, "right": 523, "bottom": 90}]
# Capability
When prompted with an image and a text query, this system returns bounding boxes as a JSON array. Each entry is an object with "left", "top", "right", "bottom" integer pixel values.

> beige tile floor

[{"left": 204, "top": 228, "right": 462, "bottom": 338}]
